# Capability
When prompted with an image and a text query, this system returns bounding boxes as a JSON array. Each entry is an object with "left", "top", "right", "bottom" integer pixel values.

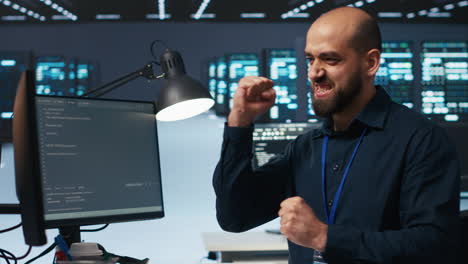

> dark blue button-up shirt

[{"left": 213, "top": 87, "right": 461, "bottom": 264}]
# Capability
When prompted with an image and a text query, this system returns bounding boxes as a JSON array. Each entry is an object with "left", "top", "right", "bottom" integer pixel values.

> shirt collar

[
  {"left": 312, "top": 86, "right": 392, "bottom": 138},
  {"left": 355, "top": 86, "right": 392, "bottom": 129}
]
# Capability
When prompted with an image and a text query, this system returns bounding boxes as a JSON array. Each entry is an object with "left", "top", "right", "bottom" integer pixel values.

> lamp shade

[{"left": 156, "top": 49, "right": 214, "bottom": 121}]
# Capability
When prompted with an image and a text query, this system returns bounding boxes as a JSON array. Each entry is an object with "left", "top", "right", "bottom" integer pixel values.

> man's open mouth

[{"left": 314, "top": 83, "right": 333, "bottom": 98}]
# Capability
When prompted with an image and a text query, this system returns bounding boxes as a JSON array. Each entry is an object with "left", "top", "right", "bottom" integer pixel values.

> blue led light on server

[
  {"left": 208, "top": 60, "right": 217, "bottom": 98},
  {"left": 216, "top": 57, "right": 227, "bottom": 106},
  {"left": 0, "top": 59, "right": 16, "bottom": 66},
  {"left": 421, "top": 42, "right": 468, "bottom": 122},
  {"left": 76, "top": 63, "right": 90, "bottom": 96},
  {"left": 266, "top": 49, "right": 298, "bottom": 122},
  {"left": 305, "top": 62, "right": 316, "bottom": 120},
  {"left": 35, "top": 57, "right": 67, "bottom": 96},
  {"left": 227, "top": 54, "right": 259, "bottom": 110},
  {"left": 77, "top": 64, "right": 89, "bottom": 79},
  {"left": 68, "top": 59, "right": 76, "bottom": 96},
  {"left": 375, "top": 42, "right": 414, "bottom": 108}
]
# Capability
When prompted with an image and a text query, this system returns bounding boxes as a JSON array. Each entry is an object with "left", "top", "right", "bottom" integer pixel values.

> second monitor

[
  {"left": 252, "top": 122, "right": 321, "bottom": 169},
  {"left": 14, "top": 72, "right": 164, "bottom": 245},
  {"left": 35, "top": 96, "right": 164, "bottom": 228}
]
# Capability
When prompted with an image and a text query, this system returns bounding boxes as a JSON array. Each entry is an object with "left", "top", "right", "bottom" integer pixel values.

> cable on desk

[
  {"left": 199, "top": 252, "right": 218, "bottom": 263},
  {"left": 24, "top": 242, "right": 56, "bottom": 264},
  {"left": 0, "top": 245, "right": 32, "bottom": 264},
  {"left": 11, "top": 246, "right": 31, "bottom": 260},
  {"left": 0, "top": 223, "right": 22, "bottom": 234},
  {"left": 80, "top": 224, "right": 109, "bottom": 232},
  {"left": 0, "top": 248, "right": 15, "bottom": 264}
]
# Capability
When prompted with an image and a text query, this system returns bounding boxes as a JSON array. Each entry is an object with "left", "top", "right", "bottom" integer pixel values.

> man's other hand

[{"left": 279, "top": 196, "right": 328, "bottom": 252}]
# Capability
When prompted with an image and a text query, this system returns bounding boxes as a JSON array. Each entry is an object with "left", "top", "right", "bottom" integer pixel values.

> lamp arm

[
  {"left": 82, "top": 63, "right": 160, "bottom": 98},
  {"left": 0, "top": 204, "right": 21, "bottom": 214}
]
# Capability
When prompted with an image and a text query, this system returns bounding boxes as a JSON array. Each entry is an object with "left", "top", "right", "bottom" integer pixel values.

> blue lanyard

[{"left": 321, "top": 128, "right": 367, "bottom": 225}]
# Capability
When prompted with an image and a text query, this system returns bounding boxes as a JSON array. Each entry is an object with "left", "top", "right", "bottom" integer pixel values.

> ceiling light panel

[
  {"left": 0, "top": 0, "right": 45, "bottom": 21},
  {"left": 39, "top": 0, "right": 77, "bottom": 21}
]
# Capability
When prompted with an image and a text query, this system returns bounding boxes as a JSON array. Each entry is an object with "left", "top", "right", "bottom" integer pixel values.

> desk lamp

[{"left": 83, "top": 47, "right": 214, "bottom": 121}]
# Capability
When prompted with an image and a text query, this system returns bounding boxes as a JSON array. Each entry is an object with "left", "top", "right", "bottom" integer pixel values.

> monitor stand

[
  {"left": 59, "top": 226, "right": 81, "bottom": 247},
  {"left": 57, "top": 225, "right": 150, "bottom": 263},
  {"left": 0, "top": 143, "right": 21, "bottom": 215}
]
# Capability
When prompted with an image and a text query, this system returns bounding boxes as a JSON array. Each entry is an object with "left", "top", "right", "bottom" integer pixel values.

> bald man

[{"left": 213, "top": 7, "right": 460, "bottom": 264}]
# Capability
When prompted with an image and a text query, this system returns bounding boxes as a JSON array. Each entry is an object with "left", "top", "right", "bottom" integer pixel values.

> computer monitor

[
  {"left": 252, "top": 122, "right": 321, "bottom": 169},
  {"left": 262, "top": 49, "right": 298, "bottom": 123},
  {"left": 0, "top": 51, "right": 32, "bottom": 143},
  {"left": 421, "top": 41, "right": 468, "bottom": 122},
  {"left": 13, "top": 70, "right": 164, "bottom": 246},
  {"left": 376, "top": 41, "right": 415, "bottom": 108},
  {"left": 226, "top": 53, "right": 260, "bottom": 112}
]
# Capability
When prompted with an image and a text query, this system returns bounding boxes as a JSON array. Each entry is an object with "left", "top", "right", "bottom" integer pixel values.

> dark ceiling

[{"left": 0, "top": 0, "right": 467, "bottom": 23}]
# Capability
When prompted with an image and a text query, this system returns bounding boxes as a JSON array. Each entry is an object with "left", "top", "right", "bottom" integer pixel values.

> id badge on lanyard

[
  {"left": 314, "top": 128, "right": 367, "bottom": 264},
  {"left": 313, "top": 250, "right": 327, "bottom": 264}
]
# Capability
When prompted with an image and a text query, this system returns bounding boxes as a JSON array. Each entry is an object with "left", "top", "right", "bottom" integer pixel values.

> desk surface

[{"left": 202, "top": 232, "right": 288, "bottom": 252}]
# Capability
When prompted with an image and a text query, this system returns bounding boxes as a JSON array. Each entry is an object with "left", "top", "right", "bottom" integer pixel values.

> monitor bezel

[
  {"left": 13, "top": 70, "right": 47, "bottom": 246},
  {"left": 32, "top": 94, "right": 165, "bottom": 229}
]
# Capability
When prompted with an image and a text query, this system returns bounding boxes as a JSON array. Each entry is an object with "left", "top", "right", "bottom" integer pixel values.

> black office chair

[{"left": 460, "top": 210, "right": 468, "bottom": 263}]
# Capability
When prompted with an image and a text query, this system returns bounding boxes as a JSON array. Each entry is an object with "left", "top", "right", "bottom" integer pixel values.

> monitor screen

[
  {"left": 226, "top": 53, "right": 260, "bottom": 111},
  {"left": 0, "top": 51, "right": 31, "bottom": 142},
  {"left": 376, "top": 42, "right": 415, "bottom": 108},
  {"left": 34, "top": 95, "right": 164, "bottom": 228},
  {"left": 252, "top": 122, "right": 321, "bottom": 168},
  {"left": 421, "top": 42, "right": 468, "bottom": 122},
  {"left": 263, "top": 49, "right": 298, "bottom": 122}
]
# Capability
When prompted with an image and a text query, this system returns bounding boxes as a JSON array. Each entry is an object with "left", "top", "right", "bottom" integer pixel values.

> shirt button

[
  {"left": 328, "top": 200, "right": 333, "bottom": 208},
  {"left": 332, "top": 164, "right": 340, "bottom": 171}
]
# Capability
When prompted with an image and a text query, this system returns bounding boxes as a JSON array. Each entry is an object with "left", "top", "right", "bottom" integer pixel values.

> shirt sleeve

[
  {"left": 324, "top": 126, "right": 461, "bottom": 264},
  {"left": 213, "top": 123, "right": 294, "bottom": 232}
]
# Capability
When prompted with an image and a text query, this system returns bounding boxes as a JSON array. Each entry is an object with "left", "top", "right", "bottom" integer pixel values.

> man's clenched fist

[
  {"left": 279, "top": 197, "right": 328, "bottom": 252},
  {"left": 228, "top": 76, "right": 276, "bottom": 127}
]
